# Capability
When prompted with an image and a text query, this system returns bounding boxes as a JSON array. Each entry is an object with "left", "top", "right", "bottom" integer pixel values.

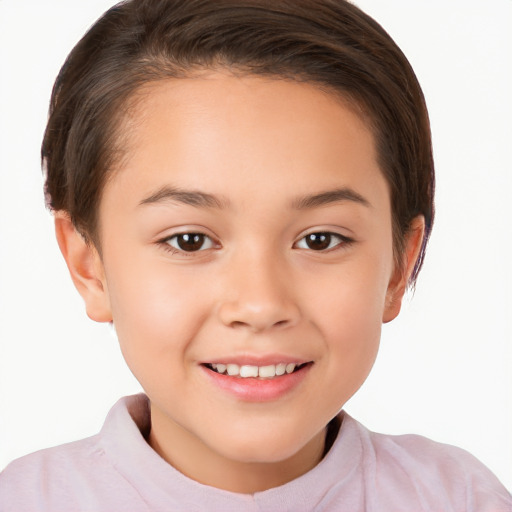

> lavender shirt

[{"left": 1, "top": 394, "right": 510, "bottom": 511}]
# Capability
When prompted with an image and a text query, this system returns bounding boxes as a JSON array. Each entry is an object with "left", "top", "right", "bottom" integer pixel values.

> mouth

[
  {"left": 203, "top": 362, "right": 311, "bottom": 379},
  {"left": 201, "top": 359, "right": 313, "bottom": 401}
]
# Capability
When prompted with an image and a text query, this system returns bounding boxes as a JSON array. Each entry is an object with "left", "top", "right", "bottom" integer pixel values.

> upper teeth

[{"left": 210, "top": 363, "right": 298, "bottom": 378}]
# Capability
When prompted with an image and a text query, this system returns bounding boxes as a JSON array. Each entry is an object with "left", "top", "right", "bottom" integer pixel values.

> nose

[{"left": 217, "top": 251, "right": 301, "bottom": 333}]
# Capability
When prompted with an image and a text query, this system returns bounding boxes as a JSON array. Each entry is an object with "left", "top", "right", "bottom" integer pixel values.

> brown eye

[
  {"left": 304, "top": 233, "right": 331, "bottom": 250},
  {"left": 167, "top": 233, "right": 214, "bottom": 252},
  {"left": 295, "top": 232, "right": 350, "bottom": 251}
]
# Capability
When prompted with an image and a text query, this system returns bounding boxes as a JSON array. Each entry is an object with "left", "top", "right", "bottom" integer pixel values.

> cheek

[
  {"left": 323, "top": 287, "right": 382, "bottom": 369},
  {"left": 308, "top": 253, "right": 390, "bottom": 334},
  {"left": 306, "top": 258, "right": 389, "bottom": 391},
  {"left": 104, "top": 256, "right": 209, "bottom": 372}
]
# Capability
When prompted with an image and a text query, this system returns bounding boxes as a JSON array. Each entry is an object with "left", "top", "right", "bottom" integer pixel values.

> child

[{"left": 1, "top": 0, "right": 510, "bottom": 510}]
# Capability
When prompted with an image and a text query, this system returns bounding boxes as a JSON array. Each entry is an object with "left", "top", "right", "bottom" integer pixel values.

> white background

[{"left": 0, "top": 0, "right": 511, "bottom": 491}]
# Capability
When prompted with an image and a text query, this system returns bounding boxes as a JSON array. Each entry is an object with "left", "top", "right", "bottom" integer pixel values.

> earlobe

[
  {"left": 54, "top": 212, "right": 112, "bottom": 323},
  {"left": 383, "top": 216, "right": 425, "bottom": 323}
]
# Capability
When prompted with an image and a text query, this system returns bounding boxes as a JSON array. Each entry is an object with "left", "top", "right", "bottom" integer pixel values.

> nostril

[
  {"left": 230, "top": 320, "right": 248, "bottom": 329},
  {"left": 219, "top": 297, "right": 300, "bottom": 332},
  {"left": 228, "top": 319, "right": 291, "bottom": 330}
]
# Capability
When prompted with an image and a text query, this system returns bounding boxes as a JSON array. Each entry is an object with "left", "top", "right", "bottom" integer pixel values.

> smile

[
  {"left": 201, "top": 361, "right": 313, "bottom": 401},
  {"left": 204, "top": 362, "right": 309, "bottom": 379}
]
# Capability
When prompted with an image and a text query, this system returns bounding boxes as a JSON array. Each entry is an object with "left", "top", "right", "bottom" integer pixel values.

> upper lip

[{"left": 200, "top": 354, "right": 312, "bottom": 367}]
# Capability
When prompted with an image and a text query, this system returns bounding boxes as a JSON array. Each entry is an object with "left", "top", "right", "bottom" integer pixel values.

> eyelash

[
  {"left": 294, "top": 232, "right": 353, "bottom": 252},
  {"left": 158, "top": 231, "right": 353, "bottom": 256},
  {"left": 159, "top": 233, "right": 217, "bottom": 255}
]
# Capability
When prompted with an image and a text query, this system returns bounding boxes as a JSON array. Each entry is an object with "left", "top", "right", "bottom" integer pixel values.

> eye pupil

[
  {"left": 306, "top": 233, "right": 331, "bottom": 250},
  {"left": 177, "top": 233, "right": 205, "bottom": 251}
]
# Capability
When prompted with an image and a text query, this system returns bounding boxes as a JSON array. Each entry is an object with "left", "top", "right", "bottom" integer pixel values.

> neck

[{"left": 148, "top": 406, "right": 328, "bottom": 494}]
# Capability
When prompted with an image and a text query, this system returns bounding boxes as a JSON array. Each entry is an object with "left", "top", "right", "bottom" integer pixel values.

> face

[{"left": 62, "top": 72, "right": 420, "bottom": 491}]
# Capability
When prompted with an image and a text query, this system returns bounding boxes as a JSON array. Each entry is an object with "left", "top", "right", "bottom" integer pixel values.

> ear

[
  {"left": 383, "top": 216, "right": 425, "bottom": 323},
  {"left": 54, "top": 212, "right": 113, "bottom": 323}
]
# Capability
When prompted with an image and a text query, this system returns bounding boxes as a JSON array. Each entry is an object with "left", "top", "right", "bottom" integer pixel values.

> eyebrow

[
  {"left": 139, "top": 186, "right": 228, "bottom": 209},
  {"left": 138, "top": 185, "right": 370, "bottom": 210},
  {"left": 291, "top": 187, "right": 371, "bottom": 209}
]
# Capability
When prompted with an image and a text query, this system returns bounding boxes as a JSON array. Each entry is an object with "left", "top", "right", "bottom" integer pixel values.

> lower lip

[{"left": 201, "top": 364, "right": 312, "bottom": 402}]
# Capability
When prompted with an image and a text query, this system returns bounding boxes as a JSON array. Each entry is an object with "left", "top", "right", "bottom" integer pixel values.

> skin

[{"left": 55, "top": 71, "right": 424, "bottom": 493}]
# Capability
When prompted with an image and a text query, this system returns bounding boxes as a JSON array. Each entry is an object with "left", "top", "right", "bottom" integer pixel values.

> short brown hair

[{"left": 42, "top": 0, "right": 435, "bottom": 284}]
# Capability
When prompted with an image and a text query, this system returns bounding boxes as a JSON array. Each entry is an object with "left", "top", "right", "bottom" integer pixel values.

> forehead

[{"left": 104, "top": 72, "right": 388, "bottom": 214}]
